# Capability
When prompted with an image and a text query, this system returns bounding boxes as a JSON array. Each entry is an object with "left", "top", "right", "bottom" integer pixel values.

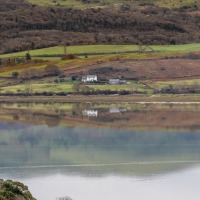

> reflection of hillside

[
  {"left": 0, "top": 124, "right": 200, "bottom": 177},
  {"left": 0, "top": 162, "right": 197, "bottom": 180},
  {"left": 0, "top": 103, "right": 72, "bottom": 127},
  {"left": 0, "top": 103, "right": 200, "bottom": 130},
  {"left": 93, "top": 109, "right": 200, "bottom": 130}
]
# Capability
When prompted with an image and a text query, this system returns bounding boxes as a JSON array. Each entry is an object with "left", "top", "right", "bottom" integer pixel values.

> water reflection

[
  {"left": 0, "top": 102, "right": 200, "bottom": 130},
  {"left": 0, "top": 103, "right": 200, "bottom": 200},
  {"left": 109, "top": 108, "right": 127, "bottom": 113},
  {"left": 0, "top": 122, "right": 200, "bottom": 177},
  {"left": 82, "top": 109, "right": 98, "bottom": 117},
  {"left": 20, "top": 168, "right": 200, "bottom": 200}
]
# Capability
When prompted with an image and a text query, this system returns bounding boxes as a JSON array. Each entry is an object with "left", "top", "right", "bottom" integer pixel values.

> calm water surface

[{"left": 0, "top": 103, "right": 200, "bottom": 200}]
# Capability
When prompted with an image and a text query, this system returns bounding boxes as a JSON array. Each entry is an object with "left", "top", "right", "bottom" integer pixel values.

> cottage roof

[
  {"left": 82, "top": 75, "right": 97, "bottom": 78},
  {"left": 87, "top": 75, "right": 97, "bottom": 77}
]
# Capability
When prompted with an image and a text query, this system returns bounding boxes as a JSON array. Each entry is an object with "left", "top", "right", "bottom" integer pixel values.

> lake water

[{"left": 0, "top": 102, "right": 200, "bottom": 200}]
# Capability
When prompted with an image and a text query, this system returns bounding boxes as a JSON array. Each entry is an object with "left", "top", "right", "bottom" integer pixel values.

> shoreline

[{"left": 0, "top": 94, "right": 199, "bottom": 103}]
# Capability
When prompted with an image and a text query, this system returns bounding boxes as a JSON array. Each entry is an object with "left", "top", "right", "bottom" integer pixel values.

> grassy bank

[
  {"left": 0, "top": 94, "right": 200, "bottom": 103},
  {"left": 148, "top": 79, "right": 200, "bottom": 89},
  {"left": 0, "top": 81, "right": 151, "bottom": 94}
]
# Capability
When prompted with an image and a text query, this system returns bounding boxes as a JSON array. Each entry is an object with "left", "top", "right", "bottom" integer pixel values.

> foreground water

[{"left": 0, "top": 102, "right": 200, "bottom": 200}]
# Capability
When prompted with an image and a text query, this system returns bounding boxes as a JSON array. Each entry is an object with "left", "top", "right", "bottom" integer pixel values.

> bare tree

[
  {"left": 25, "top": 81, "right": 33, "bottom": 94},
  {"left": 56, "top": 196, "right": 73, "bottom": 200}
]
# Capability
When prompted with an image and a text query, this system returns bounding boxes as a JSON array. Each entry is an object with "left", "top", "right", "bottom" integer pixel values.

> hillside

[
  {"left": 1, "top": 48, "right": 200, "bottom": 95},
  {"left": 1, "top": 0, "right": 200, "bottom": 54}
]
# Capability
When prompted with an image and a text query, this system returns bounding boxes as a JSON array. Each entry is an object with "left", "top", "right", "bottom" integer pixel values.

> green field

[
  {"left": 27, "top": 0, "right": 105, "bottom": 8},
  {"left": 0, "top": 82, "right": 74, "bottom": 94},
  {"left": 155, "top": 0, "right": 197, "bottom": 8},
  {"left": 0, "top": 45, "right": 144, "bottom": 58},
  {"left": 0, "top": 81, "right": 152, "bottom": 94},
  {"left": 27, "top": 0, "right": 197, "bottom": 8},
  {"left": 87, "top": 82, "right": 153, "bottom": 93},
  {"left": 1, "top": 43, "right": 200, "bottom": 59},
  {"left": 149, "top": 79, "right": 200, "bottom": 89}
]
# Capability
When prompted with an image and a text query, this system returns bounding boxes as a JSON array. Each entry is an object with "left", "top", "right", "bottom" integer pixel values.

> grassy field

[
  {"left": 0, "top": 81, "right": 152, "bottom": 94},
  {"left": 0, "top": 45, "right": 145, "bottom": 58},
  {"left": 0, "top": 60, "right": 50, "bottom": 77},
  {"left": 155, "top": 0, "right": 197, "bottom": 8},
  {"left": 151, "top": 43, "right": 200, "bottom": 52},
  {"left": 27, "top": 0, "right": 105, "bottom": 8},
  {"left": 1, "top": 43, "right": 200, "bottom": 59},
  {"left": 6, "top": 78, "right": 199, "bottom": 94},
  {"left": 148, "top": 79, "right": 200, "bottom": 89},
  {"left": 0, "top": 82, "right": 75, "bottom": 94},
  {"left": 87, "top": 82, "right": 153, "bottom": 93},
  {"left": 27, "top": 0, "right": 197, "bottom": 8}
]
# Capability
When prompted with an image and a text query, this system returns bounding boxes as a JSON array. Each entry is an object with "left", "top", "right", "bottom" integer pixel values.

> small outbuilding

[
  {"left": 119, "top": 80, "right": 126, "bottom": 84},
  {"left": 82, "top": 75, "right": 97, "bottom": 83},
  {"left": 109, "top": 79, "right": 120, "bottom": 84}
]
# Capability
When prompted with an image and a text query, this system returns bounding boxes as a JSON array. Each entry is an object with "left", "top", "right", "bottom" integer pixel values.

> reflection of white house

[
  {"left": 109, "top": 108, "right": 127, "bottom": 113},
  {"left": 109, "top": 108, "right": 121, "bottom": 113},
  {"left": 82, "top": 75, "right": 97, "bottom": 82},
  {"left": 109, "top": 79, "right": 126, "bottom": 84},
  {"left": 82, "top": 109, "right": 98, "bottom": 117}
]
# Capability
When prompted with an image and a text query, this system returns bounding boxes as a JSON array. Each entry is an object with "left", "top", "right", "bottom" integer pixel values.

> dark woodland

[{"left": 1, "top": 0, "right": 200, "bottom": 54}]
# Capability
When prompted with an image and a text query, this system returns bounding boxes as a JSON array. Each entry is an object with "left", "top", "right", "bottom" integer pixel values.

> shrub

[
  {"left": 184, "top": 52, "right": 200, "bottom": 59},
  {"left": 44, "top": 64, "right": 61, "bottom": 76},
  {"left": 59, "top": 78, "right": 65, "bottom": 82},
  {"left": 19, "top": 68, "right": 42, "bottom": 79},
  {"left": 119, "top": 90, "right": 131, "bottom": 95},
  {"left": 12, "top": 71, "right": 19, "bottom": 78},
  {"left": 25, "top": 52, "right": 31, "bottom": 61},
  {"left": 61, "top": 54, "right": 78, "bottom": 60},
  {"left": 71, "top": 75, "right": 77, "bottom": 81}
]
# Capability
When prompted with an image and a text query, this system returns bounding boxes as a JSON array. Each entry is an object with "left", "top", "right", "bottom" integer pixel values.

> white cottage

[{"left": 82, "top": 75, "right": 97, "bottom": 82}]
